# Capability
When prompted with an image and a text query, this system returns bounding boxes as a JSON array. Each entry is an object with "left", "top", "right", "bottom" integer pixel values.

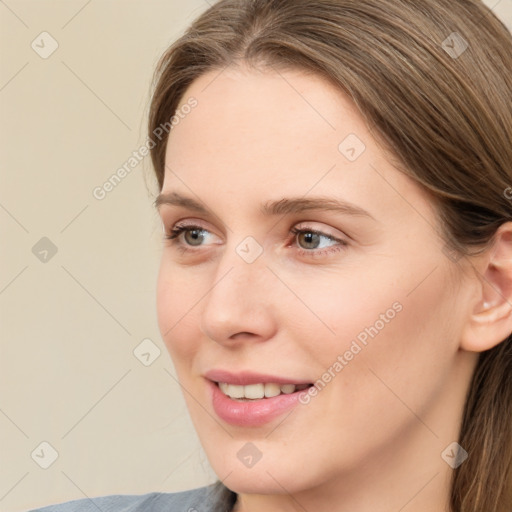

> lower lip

[{"left": 208, "top": 379, "right": 309, "bottom": 427}]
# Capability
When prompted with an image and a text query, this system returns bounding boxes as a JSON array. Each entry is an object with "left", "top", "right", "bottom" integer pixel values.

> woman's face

[{"left": 156, "top": 65, "right": 477, "bottom": 501}]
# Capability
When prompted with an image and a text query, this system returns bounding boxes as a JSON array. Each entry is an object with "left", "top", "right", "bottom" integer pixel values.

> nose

[{"left": 199, "top": 246, "right": 277, "bottom": 345}]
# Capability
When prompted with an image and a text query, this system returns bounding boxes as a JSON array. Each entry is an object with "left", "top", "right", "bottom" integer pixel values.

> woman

[{"left": 29, "top": 0, "right": 512, "bottom": 511}]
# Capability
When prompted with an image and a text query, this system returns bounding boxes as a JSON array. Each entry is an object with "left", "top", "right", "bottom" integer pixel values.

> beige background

[{"left": 1, "top": 1, "right": 511, "bottom": 510}]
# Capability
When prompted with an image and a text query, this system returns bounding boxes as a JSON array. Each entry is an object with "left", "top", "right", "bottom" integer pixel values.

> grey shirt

[{"left": 27, "top": 483, "right": 237, "bottom": 512}]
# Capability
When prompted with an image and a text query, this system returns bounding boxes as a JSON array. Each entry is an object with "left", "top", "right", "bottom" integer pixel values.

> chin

[
  {"left": 205, "top": 445, "right": 325, "bottom": 496},
  {"left": 222, "top": 470, "right": 303, "bottom": 496}
]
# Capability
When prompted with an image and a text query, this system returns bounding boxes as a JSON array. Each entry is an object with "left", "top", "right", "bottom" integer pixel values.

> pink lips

[
  {"left": 204, "top": 369, "right": 312, "bottom": 386},
  {"left": 204, "top": 369, "right": 312, "bottom": 427}
]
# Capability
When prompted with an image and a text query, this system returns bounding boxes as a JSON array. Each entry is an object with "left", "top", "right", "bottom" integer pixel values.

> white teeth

[
  {"left": 217, "top": 382, "right": 310, "bottom": 400},
  {"left": 220, "top": 383, "right": 244, "bottom": 398},
  {"left": 280, "top": 384, "right": 296, "bottom": 394},
  {"left": 264, "top": 383, "right": 281, "bottom": 398},
  {"left": 244, "top": 383, "right": 265, "bottom": 399}
]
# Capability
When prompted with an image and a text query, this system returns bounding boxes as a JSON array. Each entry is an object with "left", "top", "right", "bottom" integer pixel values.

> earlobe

[{"left": 460, "top": 222, "right": 512, "bottom": 352}]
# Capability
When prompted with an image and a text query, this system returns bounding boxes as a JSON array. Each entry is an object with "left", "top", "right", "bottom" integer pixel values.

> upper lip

[{"left": 204, "top": 369, "right": 313, "bottom": 386}]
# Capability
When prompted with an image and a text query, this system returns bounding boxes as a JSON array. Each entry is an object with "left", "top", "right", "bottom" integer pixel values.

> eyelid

[
  {"left": 293, "top": 222, "right": 345, "bottom": 241},
  {"left": 165, "top": 219, "right": 345, "bottom": 239}
]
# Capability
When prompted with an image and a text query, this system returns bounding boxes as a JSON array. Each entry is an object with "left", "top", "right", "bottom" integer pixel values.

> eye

[
  {"left": 164, "top": 222, "right": 217, "bottom": 253},
  {"left": 163, "top": 222, "right": 348, "bottom": 259},
  {"left": 289, "top": 225, "right": 348, "bottom": 258}
]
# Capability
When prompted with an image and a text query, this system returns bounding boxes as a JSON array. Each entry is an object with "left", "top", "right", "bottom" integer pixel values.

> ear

[{"left": 460, "top": 221, "right": 512, "bottom": 352}]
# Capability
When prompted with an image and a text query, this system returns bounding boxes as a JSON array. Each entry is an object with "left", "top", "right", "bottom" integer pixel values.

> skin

[{"left": 155, "top": 64, "right": 512, "bottom": 512}]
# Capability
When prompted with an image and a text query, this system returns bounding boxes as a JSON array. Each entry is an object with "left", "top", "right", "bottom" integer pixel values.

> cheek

[
  {"left": 308, "top": 257, "right": 453, "bottom": 356},
  {"left": 290, "top": 267, "right": 406, "bottom": 365},
  {"left": 156, "top": 260, "right": 201, "bottom": 364},
  {"left": 312, "top": 262, "right": 457, "bottom": 427},
  {"left": 300, "top": 256, "right": 453, "bottom": 372}
]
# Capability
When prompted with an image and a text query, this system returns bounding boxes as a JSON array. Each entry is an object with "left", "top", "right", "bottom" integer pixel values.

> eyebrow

[{"left": 154, "top": 192, "right": 375, "bottom": 220}]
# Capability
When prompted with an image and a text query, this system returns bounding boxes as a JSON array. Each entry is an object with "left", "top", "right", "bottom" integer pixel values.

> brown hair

[{"left": 147, "top": 1, "right": 512, "bottom": 510}]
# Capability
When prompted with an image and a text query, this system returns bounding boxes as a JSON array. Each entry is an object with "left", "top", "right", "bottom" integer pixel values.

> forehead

[
  {"left": 166, "top": 66, "right": 368, "bottom": 186},
  {"left": 162, "top": 65, "right": 435, "bottom": 229},
  {"left": 168, "top": 65, "right": 363, "bottom": 159}
]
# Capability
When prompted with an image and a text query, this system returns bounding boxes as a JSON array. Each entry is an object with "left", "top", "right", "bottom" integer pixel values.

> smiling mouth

[{"left": 215, "top": 381, "right": 313, "bottom": 401}]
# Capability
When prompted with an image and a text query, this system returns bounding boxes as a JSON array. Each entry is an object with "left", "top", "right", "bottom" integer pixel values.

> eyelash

[{"left": 163, "top": 222, "right": 348, "bottom": 259}]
